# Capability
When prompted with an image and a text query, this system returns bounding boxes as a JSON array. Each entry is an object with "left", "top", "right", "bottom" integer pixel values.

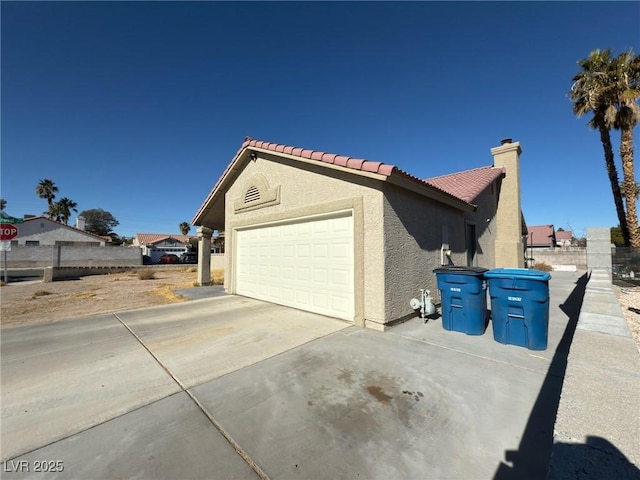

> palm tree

[
  {"left": 36, "top": 179, "right": 58, "bottom": 217},
  {"left": 0, "top": 198, "right": 6, "bottom": 212},
  {"left": 570, "top": 49, "right": 630, "bottom": 245},
  {"left": 611, "top": 50, "right": 640, "bottom": 247},
  {"left": 55, "top": 197, "right": 78, "bottom": 225},
  {"left": 179, "top": 222, "right": 190, "bottom": 236}
]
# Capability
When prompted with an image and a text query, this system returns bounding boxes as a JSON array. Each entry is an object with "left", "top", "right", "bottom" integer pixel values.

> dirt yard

[
  {"left": 0, "top": 268, "right": 218, "bottom": 329},
  {"left": 614, "top": 286, "right": 640, "bottom": 352}
]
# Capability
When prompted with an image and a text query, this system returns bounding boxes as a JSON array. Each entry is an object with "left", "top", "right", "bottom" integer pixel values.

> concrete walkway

[
  {"left": 549, "top": 269, "right": 640, "bottom": 479},
  {"left": 1, "top": 271, "right": 634, "bottom": 479}
]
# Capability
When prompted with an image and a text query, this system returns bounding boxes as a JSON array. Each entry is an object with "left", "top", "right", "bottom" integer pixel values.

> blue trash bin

[
  {"left": 433, "top": 266, "right": 488, "bottom": 335},
  {"left": 484, "top": 268, "right": 551, "bottom": 350}
]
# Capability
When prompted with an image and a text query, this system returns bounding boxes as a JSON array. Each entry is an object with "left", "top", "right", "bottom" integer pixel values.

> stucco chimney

[
  {"left": 491, "top": 139, "right": 525, "bottom": 268},
  {"left": 76, "top": 216, "right": 86, "bottom": 231}
]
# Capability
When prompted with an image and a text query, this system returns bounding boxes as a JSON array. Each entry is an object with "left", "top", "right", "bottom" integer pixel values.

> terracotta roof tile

[
  {"left": 526, "top": 225, "right": 556, "bottom": 246},
  {"left": 334, "top": 155, "right": 350, "bottom": 167},
  {"left": 361, "top": 161, "right": 383, "bottom": 173},
  {"left": 347, "top": 158, "right": 365, "bottom": 169},
  {"left": 321, "top": 153, "right": 336, "bottom": 163},
  {"left": 425, "top": 166, "right": 505, "bottom": 203}
]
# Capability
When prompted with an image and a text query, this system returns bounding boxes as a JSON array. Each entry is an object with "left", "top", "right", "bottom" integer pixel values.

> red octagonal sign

[{"left": 0, "top": 224, "right": 18, "bottom": 241}]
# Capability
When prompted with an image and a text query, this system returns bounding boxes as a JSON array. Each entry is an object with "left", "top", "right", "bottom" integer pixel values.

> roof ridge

[{"left": 244, "top": 137, "right": 396, "bottom": 176}]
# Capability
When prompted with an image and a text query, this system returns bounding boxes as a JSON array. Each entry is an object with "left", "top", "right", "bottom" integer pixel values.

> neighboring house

[
  {"left": 555, "top": 230, "right": 573, "bottom": 247},
  {"left": 192, "top": 137, "right": 525, "bottom": 330},
  {"left": 133, "top": 234, "right": 194, "bottom": 263},
  {"left": 11, "top": 216, "right": 106, "bottom": 247},
  {"left": 526, "top": 225, "right": 557, "bottom": 249}
]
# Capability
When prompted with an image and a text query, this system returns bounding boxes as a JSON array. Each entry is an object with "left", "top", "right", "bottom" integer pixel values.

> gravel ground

[{"left": 614, "top": 285, "right": 640, "bottom": 352}]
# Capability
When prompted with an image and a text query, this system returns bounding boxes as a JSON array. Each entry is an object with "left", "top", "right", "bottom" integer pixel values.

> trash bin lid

[
  {"left": 484, "top": 268, "right": 551, "bottom": 281},
  {"left": 433, "top": 266, "right": 488, "bottom": 275}
]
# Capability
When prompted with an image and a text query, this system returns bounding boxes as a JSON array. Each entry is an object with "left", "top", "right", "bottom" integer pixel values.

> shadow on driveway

[{"left": 493, "top": 272, "right": 589, "bottom": 480}]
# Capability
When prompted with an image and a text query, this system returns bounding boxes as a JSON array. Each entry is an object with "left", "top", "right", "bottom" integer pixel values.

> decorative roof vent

[
  {"left": 501, "top": 138, "right": 513, "bottom": 145},
  {"left": 244, "top": 185, "right": 261, "bottom": 203},
  {"left": 234, "top": 174, "right": 281, "bottom": 213}
]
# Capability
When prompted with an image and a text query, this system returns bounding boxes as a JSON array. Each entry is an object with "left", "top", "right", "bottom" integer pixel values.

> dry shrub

[
  {"left": 0, "top": 281, "right": 6, "bottom": 287},
  {"left": 532, "top": 262, "right": 553, "bottom": 272},
  {"left": 211, "top": 269, "right": 224, "bottom": 285},
  {"left": 32, "top": 290, "right": 52, "bottom": 298},
  {"left": 151, "top": 284, "right": 187, "bottom": 303},
  {"left": 137, "top": 269, "right": 156, "bottom": 280}
]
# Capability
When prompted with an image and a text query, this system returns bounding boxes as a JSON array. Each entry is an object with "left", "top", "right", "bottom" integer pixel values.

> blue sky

[{"left": 2, "top": 1, "right": 639, "bottom": 238}]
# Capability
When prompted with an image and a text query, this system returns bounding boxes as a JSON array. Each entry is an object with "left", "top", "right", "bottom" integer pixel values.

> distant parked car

[
  {"left": 180, "top": 252, "right": 198, "bottom": 264},
  {"left": 159, "top": 254, "right": 180, "bottom": 264}
]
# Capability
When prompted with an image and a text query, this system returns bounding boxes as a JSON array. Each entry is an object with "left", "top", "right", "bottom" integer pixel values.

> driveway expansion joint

[{"left": 112, "top": 312, "right": 270, "bottom": 480}]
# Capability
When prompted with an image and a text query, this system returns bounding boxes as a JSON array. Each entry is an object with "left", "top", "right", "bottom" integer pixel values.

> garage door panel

[{"left": 236, "top": 214, "right": 354, "bottom": 321}]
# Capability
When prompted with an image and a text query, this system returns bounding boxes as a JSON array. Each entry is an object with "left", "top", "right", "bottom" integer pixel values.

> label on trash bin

[
  {"left": 450, "top": 287, "right": 461, "bottom": 292},
  {"left": 508, "top": 296, "right": 522, "bottom": 302}
]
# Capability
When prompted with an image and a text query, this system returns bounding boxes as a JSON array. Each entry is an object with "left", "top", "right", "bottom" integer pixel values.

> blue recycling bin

[
  {"left": 433, "top": 266, "right": 488, "bottom": 335},
  {"left": 484, "top": 268, "right": 551, "bottom": 350}
]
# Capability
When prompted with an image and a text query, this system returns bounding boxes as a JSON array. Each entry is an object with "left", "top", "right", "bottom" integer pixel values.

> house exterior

[
  {"left": 555, "top": 230, "right": 573, "bottom": 247},
  {"left": 11, "top": 216, "right": 106, "bottom": 247},
  {"left": 526, "top": 225, "right": 557, "bottom": 249},
  {"left": 192, "top": 137, "right": 525, "bottom": 330},
  {"left": 133, "top": 234, "right": 194, "bottom": 263}
]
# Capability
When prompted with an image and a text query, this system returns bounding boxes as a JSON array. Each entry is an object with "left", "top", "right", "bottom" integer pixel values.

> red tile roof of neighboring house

[
  {"left": 556, "top": 230, "right": 572, "bottom": 242},
  {"left": 526, "top": 225, "right": 556, "bottom": 247},
  {"left": 424, "top": 166, "right": 505, "bottom": 204},
  {"left": 22, "top": 216, "right": 107, "bottom": 242},
  {"left": 193, "top": 137, "right": 502, "bottom": 225},
  {"left": 135, "top": 233, "right": 194, "bottom": 245}
]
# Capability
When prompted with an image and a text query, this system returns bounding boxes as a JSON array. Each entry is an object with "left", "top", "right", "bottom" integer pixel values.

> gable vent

[{"left": 244, "top": 185, "right": 261, "bottom": 203}]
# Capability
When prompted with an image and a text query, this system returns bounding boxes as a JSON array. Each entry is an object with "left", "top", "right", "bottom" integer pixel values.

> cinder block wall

[
  {"left": 6, "top": 246, "right": 142, "bottom": 267},
  {"left": 210, "top": 253, "right": 225, "bottom": 270},
  {"left": 586, "top": 227, "right": 612, "bottom": 278},
  {"left": 528, "top": 249, "right": 587, "bottom": 270}
]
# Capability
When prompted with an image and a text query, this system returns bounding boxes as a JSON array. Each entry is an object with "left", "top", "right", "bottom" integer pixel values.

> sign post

[{"left": 0, "top": 224, "right": 18, "bottom": 283}]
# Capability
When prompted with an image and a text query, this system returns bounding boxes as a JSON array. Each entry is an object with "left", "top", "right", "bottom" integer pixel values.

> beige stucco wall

[
  {"left": 381, "top": 183, "right": 466, "bottom": 324},
  {"left": 492, "top": 142, "right": 524, "bottom": 268},
  {"left": 14, "top": 219, "right": 105, "bottom": 246},
  {"left": 223, "top": 153, "right": 386, "bottom": 326},
  {"left": 217, "top": 151, "right": 501, "bottom": 329},
  {"left": 380, "top": 180, "right": 500, "bottom": 326},
  {"left": 463, "top": 180, "right": 500, "bottom": 270}
]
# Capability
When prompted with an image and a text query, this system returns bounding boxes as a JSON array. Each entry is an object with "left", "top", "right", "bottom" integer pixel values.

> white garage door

[{"left": 236, "top": 213, "right": 354, "bottom": 321}]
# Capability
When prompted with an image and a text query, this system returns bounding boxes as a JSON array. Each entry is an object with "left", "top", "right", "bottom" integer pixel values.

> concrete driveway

[{"left": 1, "top": 272, "right": 587, "bottom": 479}]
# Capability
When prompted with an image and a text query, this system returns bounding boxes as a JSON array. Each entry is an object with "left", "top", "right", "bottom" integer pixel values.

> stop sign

[{"left": 0, "top": 224, "right": 18, "bottom": 240}]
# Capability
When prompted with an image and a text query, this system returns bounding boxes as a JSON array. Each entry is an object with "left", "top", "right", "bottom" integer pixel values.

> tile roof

[
  {"left": 193, "top": 137, "right": 497, "bottom": 225},
  {"left": 134, "top": 233, "right": 195, "bottom": 245},
  {"left": 424, "top": 166, "right": 505, "bottom": 204},
  {"left": 526, "top": 225, "right": 556, "bottom": 246},
  {"left": 555, "top": 230, "right": 572, "bottom": 242},
  {"left": 243, "top": 138, "right": 396, "bottom": 176}
]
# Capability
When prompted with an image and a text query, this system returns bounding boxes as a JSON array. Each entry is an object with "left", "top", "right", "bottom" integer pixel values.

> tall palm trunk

[
  {"left": 620, "top": 126, "right": 640, "bottom": 247},
  {"left": 599, "top": 123, "right": 630, "bottom": 245}
]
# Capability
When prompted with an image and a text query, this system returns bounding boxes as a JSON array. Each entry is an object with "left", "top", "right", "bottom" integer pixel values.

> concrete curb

[{"left": 549, "top": 268, "right": 640, "bottom": 479}]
